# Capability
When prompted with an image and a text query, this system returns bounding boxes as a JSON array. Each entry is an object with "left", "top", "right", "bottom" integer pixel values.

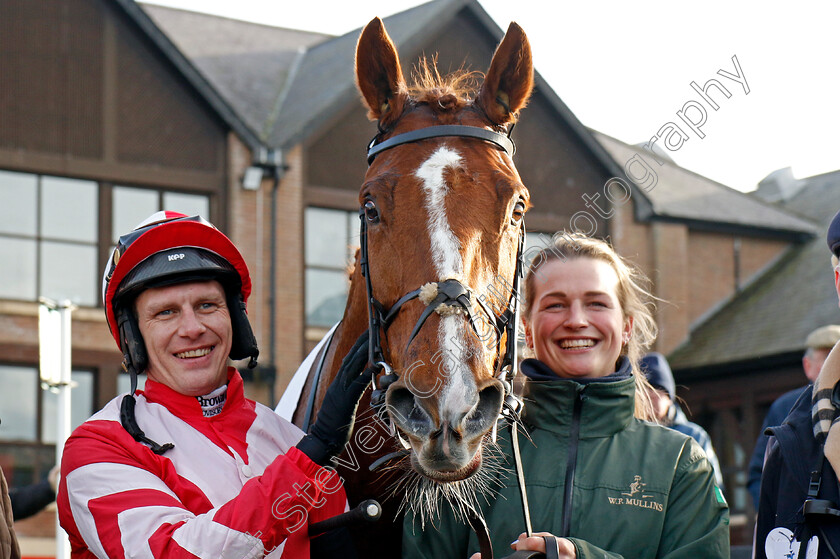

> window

[
  {"left": 0, "top": 365, "right": 94, "bottom": 443},
  {"left": 0, "top": 170, "right": 212, "bottom": 307},
  {"left": 0, "top": 171, "right": 98, "bottom": 305},
  {"left": 0, "top": 364, "right": 94, "bottom": 484},
  {"left": 0, "top": 172, "right": 213, "bottom": 484},
  {"left": 112, "top": 186, "right": 209, "bottom": 242},
  {"left": 304, "top": 208, "right": 359, "bottom": 327},
  {"left": 524, "top": 231, "right": 558, "bottom": 267},
  {"left": 116, "top": 372, "right": 146, "bottom": 396}
]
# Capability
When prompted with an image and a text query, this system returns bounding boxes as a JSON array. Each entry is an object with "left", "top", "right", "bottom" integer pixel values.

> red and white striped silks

[{"left": 58, "top": 369, "right": 347, "bottom": 558}]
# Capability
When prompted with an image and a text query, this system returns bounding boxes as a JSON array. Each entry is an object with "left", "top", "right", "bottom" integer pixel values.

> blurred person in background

[
  {"left": 641, "top": 352, "right": 724, "bottom": 489},
  {"left": 747, "top": 324, "right": 840, "bottom": 508},
  {"left": 754, "top": 210, "right": 840, "bottom": 558},
  {"left": 9, "top": 465, "right": 58, "bottom": 521}
]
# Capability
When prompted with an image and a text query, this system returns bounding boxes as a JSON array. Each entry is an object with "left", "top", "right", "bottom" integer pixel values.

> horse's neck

[{"left": 317, "top": 262, "right": 369, "bottom": 404}]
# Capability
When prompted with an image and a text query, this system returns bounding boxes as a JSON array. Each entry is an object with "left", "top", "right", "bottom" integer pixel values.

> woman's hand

[{"left": 467, "top": 532, "right": 576, "bottom": 559}]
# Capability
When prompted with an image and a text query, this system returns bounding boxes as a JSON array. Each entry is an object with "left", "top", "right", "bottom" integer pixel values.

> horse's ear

[
  {"left": 355, "top": 17, "right": 408, "bottom": 123},
  {"left": 477, "top": 22, "right": 534, "bottom": 125}
]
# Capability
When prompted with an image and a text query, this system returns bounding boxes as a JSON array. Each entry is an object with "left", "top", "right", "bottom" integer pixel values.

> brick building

[
  {"left": 0, "top": 0, "right": 830, "bottom": 552},
  {"left": 668, "top": 171, "right": 840, "bottom": 542}
]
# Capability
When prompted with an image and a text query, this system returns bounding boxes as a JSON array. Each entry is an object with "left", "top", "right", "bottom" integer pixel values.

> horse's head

[{"left": 354, "top": 18, "right": 533, "bottom": 484}]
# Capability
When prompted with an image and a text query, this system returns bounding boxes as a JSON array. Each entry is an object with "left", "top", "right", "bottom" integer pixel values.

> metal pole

[{"left": 55, "top": 301, "right": 73, "bottom": 559}]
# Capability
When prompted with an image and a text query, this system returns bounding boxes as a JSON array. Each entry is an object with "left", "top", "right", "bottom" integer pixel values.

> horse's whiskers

[{"left": 397, "top": 439, "right": 507, "bottom": 530}]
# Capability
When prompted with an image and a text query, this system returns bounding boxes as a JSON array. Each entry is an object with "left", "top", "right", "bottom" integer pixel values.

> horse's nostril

[
  {"left": 386, "top": 387, "right": 434, "bottom": 437},
  {"left": 465, "top": 382, "right": 504, "bottom": 432}
]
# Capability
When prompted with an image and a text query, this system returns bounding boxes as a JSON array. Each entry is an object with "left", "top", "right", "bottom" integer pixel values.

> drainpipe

[
  {"left": 244, "top": 147, "right": 287, "bottom": 407},
  {"left": 267, "top": 150, "right": 286, "bottom": 408}
]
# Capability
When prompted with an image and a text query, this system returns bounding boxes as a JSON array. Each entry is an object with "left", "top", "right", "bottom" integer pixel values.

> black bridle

[
  {"left": 361, "top": 123, "right": 536, "bottom": 558},
  {"left": 367, "top": 124, "right": 515, "bottom": 165},
  {"left": 362, "top": 123, "right": 524, "bottom": 414},
  {"left": 361, "top": 210, "right": 525, "bottom": 409}
]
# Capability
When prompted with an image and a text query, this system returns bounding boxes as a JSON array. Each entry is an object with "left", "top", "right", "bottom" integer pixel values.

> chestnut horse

[{"left": 288, "top": 17, "right": 533, "bottom": 556}]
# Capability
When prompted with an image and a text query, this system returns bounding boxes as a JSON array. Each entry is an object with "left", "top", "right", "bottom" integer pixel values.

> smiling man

[{"left": 58, "top": 212, "right": 372, "bottom": 558}]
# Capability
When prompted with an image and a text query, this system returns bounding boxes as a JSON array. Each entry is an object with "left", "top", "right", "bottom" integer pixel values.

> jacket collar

[
  {"left": 142, "top": 366, "right": 245, "bottom": 420},
  {"left": 520, "top": 357, "right": 636, "bottom": 438}
]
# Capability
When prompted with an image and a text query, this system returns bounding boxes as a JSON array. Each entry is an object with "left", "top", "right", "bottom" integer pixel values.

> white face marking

[
  {"left": 415, "top": 147, "right": 478, "bottom": 425},
  {"left": 415, "top": 147, "right": 464, "bottom": 278}
]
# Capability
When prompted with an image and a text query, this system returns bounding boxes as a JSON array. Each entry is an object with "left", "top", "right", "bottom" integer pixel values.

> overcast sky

[{"left": 144, "top": 0, "right": 839, "bottom": 193}]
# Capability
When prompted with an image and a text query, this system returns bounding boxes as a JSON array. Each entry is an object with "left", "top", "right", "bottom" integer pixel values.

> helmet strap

[
  {"left": 228, "top": 292, "right": 259, "bottom": 367},
  {"left": 129, "top": 365, "right": 138, "bottom": 395},
  {"left": 119, "top": 394, "right": 174, "bottom": 455},
  {"left": 115, "top": 304, "right": 174, "bottom": 455}
]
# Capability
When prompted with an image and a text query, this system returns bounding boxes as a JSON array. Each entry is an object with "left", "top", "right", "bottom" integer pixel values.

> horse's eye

[
  {"left": 364, "top": 200, "right": 380, "bottom": 223},
  {"left": 511, "top": 200, "right": 526, "bottom": 226}
]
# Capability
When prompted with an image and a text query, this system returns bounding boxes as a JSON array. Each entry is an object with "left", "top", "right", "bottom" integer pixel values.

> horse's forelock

[{"left": 407, "top": 57, "right": 482, "bottom": 108}]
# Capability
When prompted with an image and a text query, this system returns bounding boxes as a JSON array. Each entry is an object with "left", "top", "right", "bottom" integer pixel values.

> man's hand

[
  {"left": 467, "top": 532, "right": 576, "bottom": 559},
  {"left": 296, "top": 331, "right": 374, "bottom": 466}
]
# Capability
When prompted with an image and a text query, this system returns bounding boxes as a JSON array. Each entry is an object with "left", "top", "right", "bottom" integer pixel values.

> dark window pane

[
  {"left": 0, "top": 366, "right": 37, "bottom": 442},
  {"left": 306, "top": 269, "right": 349, "bottom": 327},
  {"left": 0, "top": 171, "right": 36, "bottom": 236},
  {"left": 0, "top": 443, "right": 56, "bottom": 487},
  {"left": 41, "top": 176, "right": 97, "bottom": 242},
  {"left": 0, "top": 237, "right": 37, "bottom": 300},
  {"left": 40, "top": 242, "right": 98, "bottom": 306}
]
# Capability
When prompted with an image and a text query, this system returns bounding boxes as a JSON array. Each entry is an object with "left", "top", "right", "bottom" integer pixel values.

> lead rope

[
  {"left": 510, "top": 421, "right": 533, "bottom": 537},
  {"left": 504, "top": 225, "right": 533, "bottom": 537}
]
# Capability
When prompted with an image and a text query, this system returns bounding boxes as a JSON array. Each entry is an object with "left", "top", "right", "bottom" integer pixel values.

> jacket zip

[{"left": 561, "top": 389, "right": 584, "bottom": 537}]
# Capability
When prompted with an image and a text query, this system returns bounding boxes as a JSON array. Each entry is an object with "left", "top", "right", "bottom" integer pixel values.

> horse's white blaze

[
  {"left": 416, "top": 147, "right": 478, "bottom": 425},
  {"left": 439, "top": 316, "right": 477, "bottom": 422},
  {"left": 416, "top": 147, "right": 463, "bottom": 278}
]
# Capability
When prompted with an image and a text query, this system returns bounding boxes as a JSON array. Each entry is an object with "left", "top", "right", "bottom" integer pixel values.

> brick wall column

[
  {"left": 651, "top": 221, "right": 690, "bottom": 353},
  {"left": 272, "top": 145, "right": 304, "bottom": 400}
]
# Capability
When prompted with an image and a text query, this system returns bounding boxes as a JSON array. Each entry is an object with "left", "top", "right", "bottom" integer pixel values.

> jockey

[{"left": 58, "top": 211, "right": 372, "bottom": 558}]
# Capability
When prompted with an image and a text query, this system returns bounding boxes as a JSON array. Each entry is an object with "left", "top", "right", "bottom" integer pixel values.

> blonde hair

[{"left": 522, "top": 232, "right": 658, "bottom": 420}]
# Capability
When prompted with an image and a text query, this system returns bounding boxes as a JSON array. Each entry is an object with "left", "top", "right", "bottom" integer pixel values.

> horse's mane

[{"left": 407, "top": 57, "right": 482, "bottom": 106}]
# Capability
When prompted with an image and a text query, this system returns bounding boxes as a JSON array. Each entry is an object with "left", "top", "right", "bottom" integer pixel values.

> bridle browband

[{"left": 367, "top": 124, "right": 516, "bottom": 164}]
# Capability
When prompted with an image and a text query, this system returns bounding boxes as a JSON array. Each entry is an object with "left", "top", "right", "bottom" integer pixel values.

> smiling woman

[
  {"left": 403, "top": 234, "right": 730, "bottom": 559},
  {"left": 521, "top": 234, "right": 659, "bottom": 418},
  {"left": 524, "top": 258, "right": 632, "bottom": 381}
]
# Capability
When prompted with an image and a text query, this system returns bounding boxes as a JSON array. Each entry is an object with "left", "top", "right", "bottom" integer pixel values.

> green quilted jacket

[{"left": 403, "top": 359, "right": 729, "bottom": 559}]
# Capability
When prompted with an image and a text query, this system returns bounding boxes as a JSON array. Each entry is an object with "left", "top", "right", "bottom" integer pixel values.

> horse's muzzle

[{"left": 385, "top": 378, "right": 504, "bottom": 479}]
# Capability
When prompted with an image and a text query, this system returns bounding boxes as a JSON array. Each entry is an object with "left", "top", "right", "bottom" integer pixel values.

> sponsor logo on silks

[
  {"left": 765, "top": 526, "right": 818, "bottom": 559},
  {"left": 607, "top": 475, "right": 664, "bottom": 512}
]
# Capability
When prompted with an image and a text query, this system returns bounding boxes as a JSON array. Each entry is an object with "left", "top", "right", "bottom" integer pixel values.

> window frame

[{"left": 303, "top": 206, "right": 360, "bottom": 329}]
